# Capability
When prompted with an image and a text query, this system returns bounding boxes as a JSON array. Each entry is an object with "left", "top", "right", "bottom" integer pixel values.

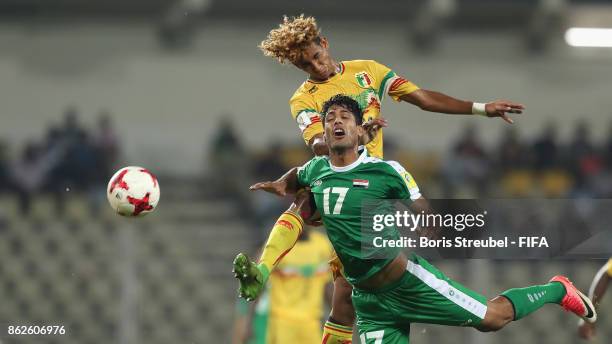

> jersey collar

[{"left": 329, "top": 148, "right": 368, "bottom": 172}]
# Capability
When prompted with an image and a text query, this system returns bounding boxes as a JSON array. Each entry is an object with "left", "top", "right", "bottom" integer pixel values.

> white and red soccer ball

[{"left": 106, "top": 166, "right": 160, "bottom": 217}]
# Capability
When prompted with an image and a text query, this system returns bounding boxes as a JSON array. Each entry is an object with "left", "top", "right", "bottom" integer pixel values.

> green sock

[{"left": 501, "top": 282, "right": 566, "bottom": 320}]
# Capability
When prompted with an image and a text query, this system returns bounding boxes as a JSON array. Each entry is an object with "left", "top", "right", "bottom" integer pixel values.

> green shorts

[{"left": 352, "top": 254, "right": 488, "bottom": 344}]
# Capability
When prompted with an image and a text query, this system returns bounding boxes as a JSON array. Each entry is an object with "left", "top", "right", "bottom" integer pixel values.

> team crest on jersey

[
  {"left": 355, "top": 72, "right": 373, "bottom": 88},
  {"left": 313, "top": 179, "right": 322, "bottom": 187}
]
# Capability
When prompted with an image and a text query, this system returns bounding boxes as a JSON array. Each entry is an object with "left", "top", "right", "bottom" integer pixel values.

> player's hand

[
  {"left": 233, "top": 253, "right": 267, "bottom": 301},
  {"left": 578, "top": 319, "right": 596, "bottom": 340},
  {"left": 485, "top": 100, "right": 525, "bottom": 124},
  {"left": 250, "top": 180, "right": 288, "bottom": 196},
  {"left": 360, "top": 117, "right": 388, "bottom": 145}
]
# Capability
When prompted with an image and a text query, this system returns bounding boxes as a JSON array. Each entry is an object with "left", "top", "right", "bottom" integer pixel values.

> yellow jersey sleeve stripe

[{"left": 378, "top": 70, "right": 397, "bottom": 99}]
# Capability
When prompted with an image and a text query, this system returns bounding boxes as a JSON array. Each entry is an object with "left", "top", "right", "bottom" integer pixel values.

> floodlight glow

[{"left": 565, "top": 27, "right": 612, "bottom": 48}]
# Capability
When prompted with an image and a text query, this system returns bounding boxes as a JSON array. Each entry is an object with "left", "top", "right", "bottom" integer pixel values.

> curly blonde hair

[{"left": 259, "top": 15, "right": 321, "bottom": 64}]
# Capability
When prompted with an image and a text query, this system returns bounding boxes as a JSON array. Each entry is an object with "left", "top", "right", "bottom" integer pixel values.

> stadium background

[{"left": 1, "top": 0, "right": 612, "bottom": 343}]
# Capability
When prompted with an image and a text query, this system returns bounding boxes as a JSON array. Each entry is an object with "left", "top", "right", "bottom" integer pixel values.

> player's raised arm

[
  {"left": 578, "top": 260, "right": 612, "bottom": 340},
  {"left": 249, "top": 167, "right": 300, "bottom": 197},
  {"left": 400, "top": 90, "right": 525, "bottom": 124}
]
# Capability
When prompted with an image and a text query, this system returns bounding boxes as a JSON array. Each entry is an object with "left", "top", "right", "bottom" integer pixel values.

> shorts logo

[
  {"left": 277, "top": 219, "right": 294, "bottom": 230},
  {"left": 461, "top": 319, "right": 473, "bottom": 326},
  {"left": 355, "top": 72, "right": 373, "bottom": 88}
]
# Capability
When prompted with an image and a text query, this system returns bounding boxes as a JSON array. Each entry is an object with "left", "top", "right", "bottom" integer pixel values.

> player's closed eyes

[{"left": 326, "top": 110, "right": 351, "bottom": 122}]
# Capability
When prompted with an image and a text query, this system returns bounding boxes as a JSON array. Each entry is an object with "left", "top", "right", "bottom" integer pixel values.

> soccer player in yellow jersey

[
  {"left": 256, "top": 15, "right": 525, "bottom": 343},
  {"left": 234, "top": 228, "right": 333, "bottom": 344},
  {"left": 578, "top": 258, "right": 612, "bottom": 340},
  {"left": 265, "top": 228, "right": 333, "bottom": 343}
]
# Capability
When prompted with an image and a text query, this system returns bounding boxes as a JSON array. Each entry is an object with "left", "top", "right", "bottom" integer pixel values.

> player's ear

[
  {"left": 319, "top": 36, "right": 329, "bottom": 49},
  {"left": 356, "top": 123, "right": 365, "bottom": 136}
]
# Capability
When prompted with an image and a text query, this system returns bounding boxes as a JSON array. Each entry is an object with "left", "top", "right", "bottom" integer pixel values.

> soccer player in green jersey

[
  {"left": 235, "top": 94, "right": 597, "bottom": 343},
  {"left": 259, "top": 15, "right": 525, "bottom": 344}
]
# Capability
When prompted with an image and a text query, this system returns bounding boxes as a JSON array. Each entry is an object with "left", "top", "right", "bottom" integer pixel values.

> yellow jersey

[
  {"left": 268, "top": 230, "right": 333, "bottom": 322},
  {"left": 608, "top": 258, "right": 612, "bottom": 276},
  {"left": 290, "top": 59, "right": 419, "bottom": 158}
]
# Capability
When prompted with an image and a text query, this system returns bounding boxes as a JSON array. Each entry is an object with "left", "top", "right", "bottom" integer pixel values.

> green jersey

[{"left": 297, "top": 150, "right": 421, "bottom": 285}]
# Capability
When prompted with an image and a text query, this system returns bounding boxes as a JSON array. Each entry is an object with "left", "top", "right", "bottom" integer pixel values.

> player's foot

[
  {"left": 550, "top": 275, "right": 597, "bottom": 323},
  {"left": 233, "top": 253, "right": 266, "bottom": 301}
]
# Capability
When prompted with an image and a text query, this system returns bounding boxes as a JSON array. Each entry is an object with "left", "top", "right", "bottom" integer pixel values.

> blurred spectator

[
  {"left": 89, "top": 111, "right": 121, "bottom": 214},
  {"left": 250, "top": 141, "right": 291, "bottom": 240},
  {"left": 212, "top": 117, "right": 242, "bottom": 158},
  {"left": 496, "top": 127, "right": 528, "bottom": 172},
  {"left": 0, "top": 140, "right": 9, "bottom": 193},
  {"left": 443, "top": 124, "right": 490, "bottom": 197},
  {"left": 61, "top": 106, "right": 86, "bottom": 142},
  {"left": 496, "top": 128, "right": 533, "bottom": 197},
  {"left": 93, "top": 110, "right": 120, "bottom": 175},
  {"left": 46, "top": 108, "right": 90, "bottom": 215},
  {"left": 532, "top": 122, "right": 559, "bottom": 170},
  {"left": 567, "top": 121, "right": 603, "bottom": 187},
  {"left": 209, "top": 116, "right": 250, "bottom": 206},
  {"left": 252, "top": 141, "right": 285, "bottom": 181},
  {"left": 12, "top": 142, "right": 51, "bottom": 215}
]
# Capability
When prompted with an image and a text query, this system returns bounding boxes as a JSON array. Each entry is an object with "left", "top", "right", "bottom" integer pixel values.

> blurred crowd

[
  {"left": 0, "top": 107, "right": 120, "bottom": 216},
  {"left": 440, "top": 121, "right": 612, "bottom": 199},
  {"left": 207, "top": 118, "right": 612, "bottom": 240},
  {"left": 3, "top": 113, "right": 612, "bottom": 221}
]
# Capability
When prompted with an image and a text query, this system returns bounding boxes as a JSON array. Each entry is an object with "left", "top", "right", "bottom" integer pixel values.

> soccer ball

[{"left": 106, "top": 166, "right": 160, "bottom": 217}]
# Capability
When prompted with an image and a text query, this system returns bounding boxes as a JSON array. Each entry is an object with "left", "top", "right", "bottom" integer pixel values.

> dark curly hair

[{"left": 321, "top": 94, "right": 363, "bottom": 125}]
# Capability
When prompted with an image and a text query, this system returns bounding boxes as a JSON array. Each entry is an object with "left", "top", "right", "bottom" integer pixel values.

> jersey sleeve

[
  {"left": 368, "top": 60, "right": 419, "bottom": 102},
  {"left": 297, "top": 157, "right": 320, "bottom": 187},
  {"left": 290, "top": 92, "right": 324, "bottom": 145},
  {"left": 385, "top": 161, "right": 422, "bottom": 201},
  {"left": 608, "top": 258, "right": 612, "bottom": 277}
]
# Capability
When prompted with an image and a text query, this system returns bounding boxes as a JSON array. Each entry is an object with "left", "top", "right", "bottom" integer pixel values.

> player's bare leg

[
  {"left": 330, "top": 276, "right": 356, "bottom": 326},
  {"left": 477, "top": 275, "right": 597, "bottom": 332},
  {"left": 322, "top": 275, "right": 355, "bottom": 343},
  {"left": 477, "top": 296, "right": 515, "bottom": 332}
]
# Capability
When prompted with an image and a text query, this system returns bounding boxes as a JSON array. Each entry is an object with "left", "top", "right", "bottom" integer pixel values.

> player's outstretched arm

[
  {"left": 249, "top": 167, "right": 300, "bottom": 196},
  {"left": 578, "top": 261, "right": 611, "bottom": 340},
  {"left": 400, "top": 89, "right": 524, "bottom": 124}
]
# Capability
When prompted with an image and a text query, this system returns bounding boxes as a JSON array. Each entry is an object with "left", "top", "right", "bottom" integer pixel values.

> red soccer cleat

[{"left": 550, "top": 275, "right": 597, "bottom": 323}]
